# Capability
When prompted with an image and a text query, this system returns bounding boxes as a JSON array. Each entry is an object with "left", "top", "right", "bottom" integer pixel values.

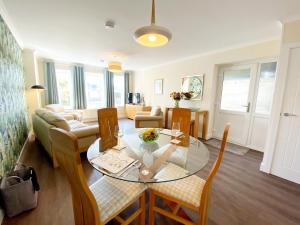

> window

[
  {"left": 114, "top": 74, "right": 125, "bottom": 107},
  {"left": 220, "top": 68, "right": 251, "bottom": 112},
  {"left": 255, "top": 62, "right": 277, "bottom": 114},
  {"left": 85, "top": 72, "right": 105, "bottom": 108},
  {"left": 56, "top": 69, "right": 73, "bottom": 108}
]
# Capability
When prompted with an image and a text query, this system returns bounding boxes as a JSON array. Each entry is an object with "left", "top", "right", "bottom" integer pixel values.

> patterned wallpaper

[{"left": 0, "top": 15, "right": 28, "bottom": 176}]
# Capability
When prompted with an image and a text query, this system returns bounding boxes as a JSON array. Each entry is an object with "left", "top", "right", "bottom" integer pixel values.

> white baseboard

[
  {"left": 205, "top": 132, "right": 213, "bottom": 140},
  {"left": 260, "top": 161, "right": 270, "bottom": 173}
]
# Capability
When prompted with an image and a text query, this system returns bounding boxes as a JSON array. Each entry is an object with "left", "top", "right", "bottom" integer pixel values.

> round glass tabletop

[{"left": 87, "top": 128, "right": 209, "bottom": 183}]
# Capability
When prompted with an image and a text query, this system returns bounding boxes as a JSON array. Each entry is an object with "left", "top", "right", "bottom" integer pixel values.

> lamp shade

[
  {"left": 134, "top": 24, "right": 172, "bottom": 47},
  {"left": 134, "top": 0, "right": 172, "bottom": 47},
  {"left": 30, "top": 84, "right": 45, "bottom": 90},
  {"left": 108, "top": 61, "right": 122, "bottom": 73}
]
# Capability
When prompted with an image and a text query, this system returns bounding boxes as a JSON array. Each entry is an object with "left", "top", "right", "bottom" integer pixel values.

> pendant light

[
  {"left": 134, "top": 0, "right": 172, "bottom": 47},
  {"left": 108, "top": 61, "right": 122, "bottom": 73}
]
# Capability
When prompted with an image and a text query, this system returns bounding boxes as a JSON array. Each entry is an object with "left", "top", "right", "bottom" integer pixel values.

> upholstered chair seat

[
  {"left": 90, "top": 176, "right": 145, "bottom": 224},
  {"left": 150, "top": 175, "right": 205, "bottom": 208}
]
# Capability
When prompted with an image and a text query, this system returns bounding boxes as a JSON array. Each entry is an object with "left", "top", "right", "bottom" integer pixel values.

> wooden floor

[{"left": 3, "top": 119, "right": 300, "bottom": 225}]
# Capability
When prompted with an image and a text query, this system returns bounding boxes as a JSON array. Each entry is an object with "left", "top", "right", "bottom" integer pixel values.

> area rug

[{"left": 205, "top": 138, "right": 249, "bottom": 156}]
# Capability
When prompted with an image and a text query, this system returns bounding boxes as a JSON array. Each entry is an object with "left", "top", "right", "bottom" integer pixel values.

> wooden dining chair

[
  {"left": 49, "top": 128, "right": 146, "bottom": 225},
  {"left": 171, "top": 108, "right": 192, "bottom": 135},
  {"left": 149, "top": 124, "right": 230, "bottom": 225},
  {"left": 97, "top": 108, "right": 118, "bottom": 150}
]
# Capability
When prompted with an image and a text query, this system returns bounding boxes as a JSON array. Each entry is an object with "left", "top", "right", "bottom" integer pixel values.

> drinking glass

[
  {"left": 114, "top": 125, "right": 123, "bottom": 145},
  {"left": 172, "top": 122, "right": 180, "bottom": 137}
]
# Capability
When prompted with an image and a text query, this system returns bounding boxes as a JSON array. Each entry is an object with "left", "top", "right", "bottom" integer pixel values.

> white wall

[
  {"left": 133, "top": 40, "right": 280, "bottom": 138},
  {"left": 262, "top": 19, "right": 300, "bottom": 174},
  {"left": 23, "top": 49, "right": 41, "bottom": 129}
]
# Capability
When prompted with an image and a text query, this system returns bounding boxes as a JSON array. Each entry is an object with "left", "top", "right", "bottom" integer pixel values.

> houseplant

[{"left": 170, "top": 92, "right": 183, "bottom": 107}]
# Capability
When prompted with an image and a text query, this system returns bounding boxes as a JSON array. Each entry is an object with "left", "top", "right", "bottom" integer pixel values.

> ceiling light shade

[
  {"left": 134, "top": 25, "right": 172, "bottom": 47},
  {"left": 108, "top": 61, "right": 122, "bottom": 73},
  {"left": 30, "top": 84, "right": 45, "bottom": 90},
  {"left": 134, "top": 0, "right": 172, "bottom": 47}
]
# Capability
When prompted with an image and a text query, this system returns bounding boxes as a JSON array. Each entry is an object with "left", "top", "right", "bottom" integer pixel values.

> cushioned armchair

[{"left": 134, "top": 106, "right": 163, "bottom": 128}]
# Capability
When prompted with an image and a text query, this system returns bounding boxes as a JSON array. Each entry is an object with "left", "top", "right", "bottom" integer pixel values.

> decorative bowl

[{"left": 139, "top": 128, "right": 159, "bottom": 143}]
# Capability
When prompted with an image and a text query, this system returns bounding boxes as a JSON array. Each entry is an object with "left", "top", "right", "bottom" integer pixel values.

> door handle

[
  {"left": 280, "top": 112, "right": 298, "bottom": 117},
  {"left": 242, "top": 102, "right": 251, "bottom": 113}
]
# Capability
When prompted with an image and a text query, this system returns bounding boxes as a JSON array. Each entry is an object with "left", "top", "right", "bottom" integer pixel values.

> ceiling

[{"left": 3, "top": 0, "right": 300, "bottom": 70}]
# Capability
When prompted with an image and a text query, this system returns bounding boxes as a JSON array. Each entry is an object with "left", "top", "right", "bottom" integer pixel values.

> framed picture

[
  {"left": 154, "top": 79, "right": 163, "bottom": 95},
  {"left": 181, "top": 74, "right": 204, "bottom": 100}
]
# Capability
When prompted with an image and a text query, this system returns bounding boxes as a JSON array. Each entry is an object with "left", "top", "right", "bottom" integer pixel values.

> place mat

[
  {"left": 91, "top": 150, "right": 135, "bottom": 174},
  {"left": 160, "top": 129, "right": 183, "bottom": 137}
]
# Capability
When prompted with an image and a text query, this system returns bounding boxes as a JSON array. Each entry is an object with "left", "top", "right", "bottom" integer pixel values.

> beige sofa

[
  {"left": 134, "top": 106, "right": 163, "bottom": 128},
  {"left": 32, "top": 109, "right": 99, "bottom": 167},
  {"left": 44, "top": 104, "right": 82, "bottom": 120}
]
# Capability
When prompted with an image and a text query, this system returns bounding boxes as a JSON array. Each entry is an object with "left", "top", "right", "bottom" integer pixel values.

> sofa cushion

[
  {"left": 55, "top": 112, "right": 75, "bottom": 121},
  {"left": 36, "top": 109, "right": 70, "bottom": 131},
  {"left": 68, "top": 120, "right": 87, "bottom": 130},
  {"left": 45, "top": 104, "right": 65, "bottom": 112},
  {"left": 71, "top": 125, "right": 99, "bottom": 138},
  {"left": 150, "top": 107, "right": 161, "bottom": 116}
]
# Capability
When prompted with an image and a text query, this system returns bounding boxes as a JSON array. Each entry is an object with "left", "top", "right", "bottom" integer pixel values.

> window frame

[{"left": 55, "top": 68, "right": 74, "bottom": 109}]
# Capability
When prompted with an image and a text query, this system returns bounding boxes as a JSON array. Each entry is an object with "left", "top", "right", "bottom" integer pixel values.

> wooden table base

[{"left": 165, "top": 107, "right": 208, "bottom": 140}]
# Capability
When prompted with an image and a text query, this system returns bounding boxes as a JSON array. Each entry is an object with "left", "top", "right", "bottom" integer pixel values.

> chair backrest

[
  {"left": 97, "top": 108, "right": 118, "bottom": 150},
  {"left": 199, "top": 124, "right": 230, "bottom": 224},
  {"left": 49, "top": 128, "right": 100, "bottom": 225},
  {"left": 171, "top": 108, "right": 191, "bottom": 135}
]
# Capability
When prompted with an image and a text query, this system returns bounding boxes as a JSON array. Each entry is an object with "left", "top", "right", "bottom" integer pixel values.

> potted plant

[{"left": 170, "top": 92, "right": 183, "bottom": 108}]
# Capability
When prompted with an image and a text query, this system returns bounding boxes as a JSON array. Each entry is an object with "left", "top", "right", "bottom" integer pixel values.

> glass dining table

[{"left": 87, "top": 128, "right": 209, "bottom": 184}]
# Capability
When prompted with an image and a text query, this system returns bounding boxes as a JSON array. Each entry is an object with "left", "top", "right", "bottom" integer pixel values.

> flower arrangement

[
  {"left": 170, "top": 92, "right": 183, "bottom": 107},
  {"left": 170, "top": 91, "right": 193, "bottom": 107},
  {"left": 139, "top": 128, "right": 159, "bottom": 143},
  {"left": 182, "top": 91, "right": 193, "bottom": 100},
  {"left": 170, "top": 92, "right": 183, "bottom": 100}
]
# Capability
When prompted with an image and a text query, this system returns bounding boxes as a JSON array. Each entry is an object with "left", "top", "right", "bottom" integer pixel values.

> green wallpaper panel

[{"left": 0, "top": 15, "right": 29, "bottom": 176}]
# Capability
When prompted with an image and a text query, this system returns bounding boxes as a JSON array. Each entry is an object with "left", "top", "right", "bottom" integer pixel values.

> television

[
  {"left": 127, "top": 93, "right": 133, "bottom": 104},
  {"left": 135, "top": 93, "right": 141, "bottom": 104}
]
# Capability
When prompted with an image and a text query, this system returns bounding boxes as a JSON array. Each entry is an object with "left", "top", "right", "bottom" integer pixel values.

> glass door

[
  {"left": 214, "top": 64, "right": 257, "bottom": 146},
  {"left": 214, "top": 61, "right": 277, "bottom": 151},
  {"left": 220, "top": 68, "right": 252, "bottom": 113},
  {"left": 247, "top": 61, "right": 277, "bottom": 151}
]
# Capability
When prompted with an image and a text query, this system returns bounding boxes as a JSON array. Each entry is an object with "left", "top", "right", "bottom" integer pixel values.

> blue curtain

[
  {"left": 44, "top": 61, "right": 59, "bottom": 104},
  {"left": 124, "top": 71, "right": 130, "bottom": 104},
  {"left": 72, "top": 65, "right": 87, "bottom": 109},
  {"left": 104, "top": 68, "right": 114, "bottom": 107}
]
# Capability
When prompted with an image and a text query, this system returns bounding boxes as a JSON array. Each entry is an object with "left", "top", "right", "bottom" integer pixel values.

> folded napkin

[{"left": 160, "top": 129, "right": 183, "bottom": 137}]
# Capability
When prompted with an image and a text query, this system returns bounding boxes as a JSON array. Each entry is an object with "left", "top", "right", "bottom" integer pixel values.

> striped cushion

[
  {"left": 90, "top": 176, "right": 145, "bottom": 223},
  {"left": 150, "top": 175, "right": 206, "bottom": 207}
]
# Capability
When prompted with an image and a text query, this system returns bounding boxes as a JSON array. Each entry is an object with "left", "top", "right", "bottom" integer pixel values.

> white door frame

[
  {"left": 213, "top": 64, "right": 257, "bottom": 146},
  {"left": 214, "top": 59, "right": 277, "bottom": 150},
  {"left": 246, "top": 58, "right": 278, "bottom": 151},
  {"left": 261, "top": 42, "right": 300, "bottom": 173}
]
